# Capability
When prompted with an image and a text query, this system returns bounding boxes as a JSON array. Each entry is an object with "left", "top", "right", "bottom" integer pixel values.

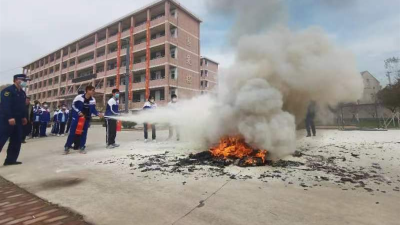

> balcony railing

[
  {"left": 134, "top": 22, "right": 147, "bottom": 33},
  {"left": 97, "top": 54, "right": 106, "bottom": 62},
  {"left": 97, "top": 39, "right": 107, "bottom": 46},
  {"left": 132, "top": 82, "right": 145, "bottom": 90},
  {"left": 149, "top": 78, "right": 165, "bottom": 87},
  {"left": 108, "top": 34, "right": 118, "bottom": 43},
  {"left": 107, "top": 68, "right": 117, "bottom": 75},
  {"left": 107, "top": 51, "right": 118, "bottom": 59},
  {"left": 150, "top": 15, "right": 165, "bottom": 27},
  {"left": 77, "top": 59, "right": 95, "bottom": 69},
  {"left": 150, "top": 36, "right": 165, "bottom": 46},
  {"left": 121, "top": 29, "right": 130, "bottom": 38},
  {"left": 119, "top": 48, "right": 128, "bottom": 56},
  {"left": 133, "top": 61, "right": 146, "bottom": 70},
  {"left": 150, "top": 57, "right": 166, "bottom": 67},
  {"left": 134, "top": 42, "right": 146, "bottom": 51},
  {"left": 78, "top": 44, "right": 95, "bottom": 55},
  {"left": 70, "top": 51, "right": 77, "bottom": 58},
  {"left": 97, "top": 71, "right": 106, "bottom": 78}
]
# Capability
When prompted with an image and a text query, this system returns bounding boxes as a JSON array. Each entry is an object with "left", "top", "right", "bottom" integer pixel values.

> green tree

[
  {"left": 384, "top": 57, "right": 400, "bottom": 83},
  {"left": 378, "top": 79, "right": 400, "bottom": 112}
]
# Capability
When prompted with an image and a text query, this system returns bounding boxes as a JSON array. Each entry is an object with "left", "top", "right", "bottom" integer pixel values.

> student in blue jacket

[
  {"left": 57, "top": 104, "right": 69, "bottom": 137},
  {"left": 39, "top": 103, "right": 50, "bottom": 137},
  {"left": 51, "top": 107, "right": 60, "bottom": 136},
  {"left": 105, "top": 89, "right": 120, "bottom": 149},
  {"left": 64, "top": 85, "right": 103, "bottom": 154},
  {"left": 143, "top": 96, "right": 157, "bottom": 143},
  {"left": 32, "top": 100, "right": 42, "bottom": 138}
]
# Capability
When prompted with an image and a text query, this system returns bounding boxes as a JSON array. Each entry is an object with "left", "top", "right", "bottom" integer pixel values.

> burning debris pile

[{"left": 209, "top": 136, "right": 267, "bottom": 167}]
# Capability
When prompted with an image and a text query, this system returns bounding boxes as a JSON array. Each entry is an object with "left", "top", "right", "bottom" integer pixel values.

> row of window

[
  {"left": 30, "top": 46, "right": 175, "bottom": 82},
  {"left": 200, "top": 59, "right": 209, "bottom": 66},
  {"left": 200, "top": 80, "right": 209, "bottom": 88},
  {"left": 29, "top": 65, "right": 178, "bottom": 92},
  {"left": 29, "top": 32, "right": 180, "bottom": 81},
  {"left": 26, "top": 9, "right": 178, "bottom": 73}
]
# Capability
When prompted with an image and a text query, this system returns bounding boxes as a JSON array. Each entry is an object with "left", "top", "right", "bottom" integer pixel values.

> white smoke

[
  {"left": 115, "top": 0, "right": 364, "bottom": 159},
  {"left": 205, "top": 0, "right": 288, "bottom": 45}
]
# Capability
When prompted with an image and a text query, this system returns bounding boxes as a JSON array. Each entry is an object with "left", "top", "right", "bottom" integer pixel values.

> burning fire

[{"left": 209, "top": 136, "right": 268, "bottom": 166}]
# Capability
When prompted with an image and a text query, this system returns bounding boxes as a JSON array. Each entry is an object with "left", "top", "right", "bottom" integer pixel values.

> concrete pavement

[{"left": 0, "top": 126, "right": 399, "bottom": 225}]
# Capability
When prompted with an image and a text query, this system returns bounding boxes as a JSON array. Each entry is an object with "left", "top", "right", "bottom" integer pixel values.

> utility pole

[
  {"left": 124, "top": 40, "right": 130, "bottom": 113},
  {"left": 386, "top": 71, "right": 392, "bottom": 86}
]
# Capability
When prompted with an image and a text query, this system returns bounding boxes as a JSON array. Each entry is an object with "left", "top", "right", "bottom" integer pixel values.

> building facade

[
  {"left": 22, "top": 0, "right": 218, "bottom": 110},
  {"left": 200, "top": 57, "right": 219, "bottom": 94},
  {"left": 359, "top": 71, "right": 381, "bottom": 104}
]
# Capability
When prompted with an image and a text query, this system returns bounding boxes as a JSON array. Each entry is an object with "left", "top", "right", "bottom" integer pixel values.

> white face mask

[
  {"left": 172, "top": 98, "right": 177, "bottom": 103},
  {"left": 150, "top": 99, "right": 155, "bottom": 103},
  {"left": 44, "top": 105, "right": 48, "bottom": 108}
]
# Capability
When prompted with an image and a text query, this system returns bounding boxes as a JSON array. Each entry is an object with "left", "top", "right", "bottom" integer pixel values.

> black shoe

[
  {"left": 22, "top": 141, "right": 26, "bottom": 143},
  {"left": 4, "top": 161, "right": 22, "bottom": 166},
  {"left": 306, "top": 135, "right": 311, "bottom": 137}
]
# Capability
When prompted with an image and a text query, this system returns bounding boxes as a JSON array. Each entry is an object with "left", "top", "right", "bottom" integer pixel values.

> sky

[{"left": 0, "top": 0, "right": 399, "bottom": 85}]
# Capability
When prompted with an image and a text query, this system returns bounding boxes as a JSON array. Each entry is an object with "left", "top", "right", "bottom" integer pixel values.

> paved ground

[
  {"left": 0, "top": 126, "right": 399, "bottom": 225},
  {"left": 0, "top": 177, "right": 90, "bottom": 225}
]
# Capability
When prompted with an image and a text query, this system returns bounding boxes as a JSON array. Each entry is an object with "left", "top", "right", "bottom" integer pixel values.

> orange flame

[{"left": 210, "top": 136, "right": 267, "bottom": 166}]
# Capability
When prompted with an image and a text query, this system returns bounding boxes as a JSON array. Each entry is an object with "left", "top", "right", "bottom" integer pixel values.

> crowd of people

[
  {"left": 0, "top": 74, "right": 180, "bottom": 165},
  {"left": 29, "top": 101, "right": 70, "bottom": 139}
]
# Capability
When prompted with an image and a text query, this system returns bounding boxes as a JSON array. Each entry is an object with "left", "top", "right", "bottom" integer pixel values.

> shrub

[{"left": 122, "top": 121, "right": 137, "bottom": 129}]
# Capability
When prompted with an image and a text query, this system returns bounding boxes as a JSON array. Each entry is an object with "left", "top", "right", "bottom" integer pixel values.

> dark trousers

[
  {"left": 59, "top": 122, "right": 66, "bottom": 135},
  {"left": 51, "top": 122, "right": 59, "bottom": 134},
  {"left": 66, "top": 120, "right": 72, "bottom": 133},
  {"left": 305, "top": 117, "right": 316, "bottom": 136},
  {"left": 32, "top": 122, "right": 40, "bottom": 138},
  {"left": 73, "top": 135, "right": 81, "bottom": 150},
  {"left": 40, "top": 122, "right": 47, "bottom": 137},
  {"left": 65, "top": 117, "right": 90, "bottom": 149},
  {"left": 106, "top": 119, "right": 117, "bottom": 145},
  {"left": 144, "top": 123, "right": 156, "bottom": 140},
  {"left": 22, "top": 122, "right": 32, "bottom": 142},
  {"left": 0, "top": 118, "right": 22, "bottom": 163}
]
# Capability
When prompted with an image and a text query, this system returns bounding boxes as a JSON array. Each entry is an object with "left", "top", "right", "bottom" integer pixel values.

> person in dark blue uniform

[
  {"left": 64, "top": 85, "right": 103, "bottom": 154},
  {"left": 0, "top": 74, "right": 30, "bottom": 166}
]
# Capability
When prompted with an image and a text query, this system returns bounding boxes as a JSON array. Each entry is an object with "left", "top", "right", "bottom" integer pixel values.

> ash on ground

[{"left": 95, "top": 140, "right": 400, "bottom": 195}]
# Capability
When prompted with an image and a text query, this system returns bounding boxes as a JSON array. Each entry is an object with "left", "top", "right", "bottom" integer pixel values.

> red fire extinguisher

[
  {"left": 116, "top": 120, "right": 122, "bottom": 132},
  {"left": 75, "top": 117, "right": 86, "bottom": 135}
]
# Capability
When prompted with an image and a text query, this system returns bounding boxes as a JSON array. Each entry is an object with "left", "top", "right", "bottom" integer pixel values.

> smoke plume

[{"left": 116, "top": 0, "right": 364, "bottom": 159}]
